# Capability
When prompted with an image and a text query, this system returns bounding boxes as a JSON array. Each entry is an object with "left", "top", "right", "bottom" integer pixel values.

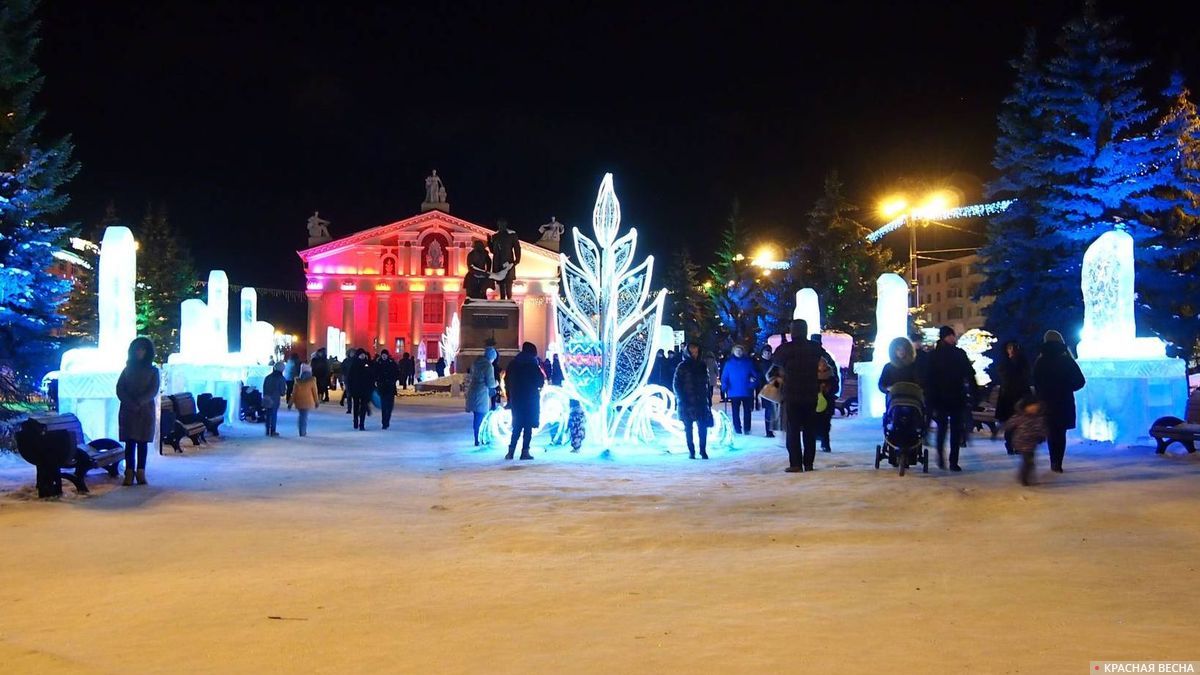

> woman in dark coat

[
  {"left": 1032, "top": 330, "right": 1086, "bottom": 473},
  {"left": 673, "top": 342, "right": 713, "bottom": 459},
  {"left": 116, "top": 336, "right": 160, "bottom": 486},
  {"left": 996, "top": 340, "right": 1032, "bottom": 453},
  {"left": 504, "top": 342, "right": 544, "bottom": 460}
]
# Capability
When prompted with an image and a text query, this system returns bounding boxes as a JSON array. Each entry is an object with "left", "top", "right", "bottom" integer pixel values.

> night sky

[{"left": 35, "top": 0, "right": 1200, "bottom": 332}]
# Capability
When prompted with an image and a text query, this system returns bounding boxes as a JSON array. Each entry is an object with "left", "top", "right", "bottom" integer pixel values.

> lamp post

[{"left": 878, "top": 191, "right": 960, "bottom": 305}]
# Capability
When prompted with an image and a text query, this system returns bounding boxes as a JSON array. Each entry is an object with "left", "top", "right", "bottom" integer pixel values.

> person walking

[
  {"left": 435, "top": 356, "right": 447, "bottom": 378},
  {"left": 504, "top": 342, "right": 544, "bottom": 460},
  {"left": 1006, "top": 395, "right": 1047, "bottom": 486},
  {"left": 926, "top": 326, "right": 975, "bottom": 471},
  {"left": 1032, "top": 330, "right": 1086, "bottom": 473},
  {"left": 340, "top": 348, "right": 354, "bottom": 412},
  {"left": 262, "top": 362, "right": 287, "bottom": 437},
  {"left": 311, "top": 348, "right": 330, "bottom": 403},
  {"left": 550, "top": 354, "right": 564, "bottom": 386},
  {"left": 465, "top": 347, "right": 499, "bottom": 446},
  {"left": 116, "top": 336, "right": 160, "bottom": 486},
  {"left": 720, "top": 344, "right": 759, "bottom": 435},
  {"left": 650, "top": 349, "right": 668, "bottom": 387},
  {"left": 996, "top": 340, "right": 1032, "bottom": 454},
  {"left": 673, "top": 341, "right": 713, "bottom": 459},
  {"left": 374, "top": 349, "right": 400, "bottom": 430},
  {"left": 878, "top": 336, "right": 920, "bottom": 394},
  {"left": 328, "top": 355, "right": 341, "bottom": 393},
  {"left": 772, "top": 319, "right": 831, "bottom": 472},
  {"left": 812, "top": 334, "right": 839, "bottom": 453},
  {"left": 349, "top": 349, "right": 375, "bottom": 430},
  {"left": 292, "top": 363, "right": 319, "bottom": 437},
  {"left": 284, "top": 353, "right": 300, "bottom": 409},
  {"left": 755, "top": 345, "right": 777, "bottom": 438}
]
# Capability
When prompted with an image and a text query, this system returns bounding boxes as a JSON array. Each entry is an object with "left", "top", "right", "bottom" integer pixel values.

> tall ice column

[{"left": 97, "top": 226, "right": 138, "bottom": 354}]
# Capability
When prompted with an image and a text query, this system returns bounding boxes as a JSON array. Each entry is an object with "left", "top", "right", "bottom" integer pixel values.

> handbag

[
  {"left": 815, "top": 392, "right": 828, "bottom": 413},
  {"left": 759, "top": 378, "right": 783, "bottom": 404}
]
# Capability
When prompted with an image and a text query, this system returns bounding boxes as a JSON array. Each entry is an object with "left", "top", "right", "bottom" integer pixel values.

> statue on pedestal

[
  {"left": 488, "top": 220, "right": 522, "bottom": 300},
  {"left": 537, "top": 216, "right": 565, "bottom": 251},
  {"left": 306, "top": 211, "right": 331, "bottom": 245},
  {"left": 464, "top": 239, "right": 493, "bottom": 301},
  {"left": 422, "top": 170, "right": 449, "bottom": 212}
]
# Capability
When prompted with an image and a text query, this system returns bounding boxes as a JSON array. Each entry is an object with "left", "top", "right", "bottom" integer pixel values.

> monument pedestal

[
  {"left": 456, "top": 300, "right": 520, "bottom": 373},
  {"left": 853, "top": 361, "right": 886, "bottom": 418}
]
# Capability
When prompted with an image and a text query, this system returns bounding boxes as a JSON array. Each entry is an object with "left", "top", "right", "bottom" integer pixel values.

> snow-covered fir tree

[
  {"left": 706, "top": 201, "right": 760, "bottom": 348},
  {"left": 662, "top": 248, "right": 713, "bottom": 350},
  {"left": 0, "top": 0, "right": 78, "bottom": 404},
  {"left": 1136, "top": 73, "right": 1200, "bottom": 359},
  {"left": 133, "top": 203, "right": 197, "bottom": 356}
]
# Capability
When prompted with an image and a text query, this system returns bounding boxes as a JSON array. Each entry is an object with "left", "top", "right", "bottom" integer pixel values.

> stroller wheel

[
  {"left": 922, "top": 447, "right": 929, "bottom": 473},
  {"left": 898, "top": 448, "right": 908, "bottom": 476},
  {"left": 874, "top": 445, "right": 882, "bottom": 469}
]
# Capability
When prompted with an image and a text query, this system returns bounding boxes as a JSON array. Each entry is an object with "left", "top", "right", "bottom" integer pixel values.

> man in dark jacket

[
  {"left": 674, "top": 342, "right": 714, "bottom": 459},
  {"left": 1032, "top": 330, "right": 1086, "bottom": 473},
  {"left": 349, "top": 350, "right": 375, "bottom": 430},
  {"left": 311, "top": 349, "right": 330, "bottom": 402},
  {"left": 504, "top": 342, "right": 544, "bottom": 460},
  {"left": 926, "top": 325, "right": 975, "bottom": 471},
  {"left": 374, "top": 350, "right": 400, "bottom": 430},
  {"left": 771, "top": 319, "right": 833, "bottom": 472},
  {"left": 754, "top": 345, "right": 776, "bottom": 438}
]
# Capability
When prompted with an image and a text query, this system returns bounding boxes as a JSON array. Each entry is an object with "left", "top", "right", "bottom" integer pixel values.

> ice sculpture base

[
  {"left": 1076, "top": 357, "right": 1188, "bottom": 445},
  {"left": 163, "top": 363, "right": 273, "bottom": 424},
  {"left": 1077, "top": 337, "right": 1166, "bottom": 360},
  {"left": 57, "top": 369, "right": 162, "bottom": 455},
  {"left": 853, "top": 361, "right": 886, "bottom": 418}
]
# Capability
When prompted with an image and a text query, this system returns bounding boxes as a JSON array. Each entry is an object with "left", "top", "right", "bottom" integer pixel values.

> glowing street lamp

[{"left": 876, "top": 189, "right": 966, "bottom": 303}]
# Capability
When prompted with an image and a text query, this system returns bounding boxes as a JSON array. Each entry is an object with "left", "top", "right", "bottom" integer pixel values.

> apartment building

[{"left": 916, "top": 254, "right": 991, "bottom": 334}]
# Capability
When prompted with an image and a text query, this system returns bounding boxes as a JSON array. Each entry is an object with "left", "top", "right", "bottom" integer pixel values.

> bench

[
  {"left": 15, "top": 414, "right": 124, "bottom": 498},
  {"left": 196, "top": 393, "right": 227, "bottom": 436},
  {"left": 833, "top": 378, "right": 858, "bottom": 417},
  {"left": 167, "top": 393, "right": 208, "bottom": 448},
  {"left": 972, "top": 387, "right": 1000, "bottom": 438},
  {"left": 1149, "top": 388, "right": 1200, "bottom": 454}
]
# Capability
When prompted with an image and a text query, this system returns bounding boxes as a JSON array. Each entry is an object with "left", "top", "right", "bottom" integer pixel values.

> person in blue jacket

[{"left": 720, "top": 344, "right": 760, "bottom": 435}]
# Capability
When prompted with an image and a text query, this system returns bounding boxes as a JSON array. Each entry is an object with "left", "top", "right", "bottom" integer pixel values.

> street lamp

[{"left": 877, "top": 190, "right": 963, "bottom": 304}]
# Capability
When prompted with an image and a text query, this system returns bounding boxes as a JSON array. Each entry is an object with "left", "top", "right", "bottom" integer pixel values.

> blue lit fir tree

[{"left": 0, "top": 0, "right": 78, "bottom": 405}]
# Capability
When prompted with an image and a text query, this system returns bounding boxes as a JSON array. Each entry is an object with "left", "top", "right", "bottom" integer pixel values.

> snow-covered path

[{"left": 1, "top": 399, "right": 1197, "bottom": 673}]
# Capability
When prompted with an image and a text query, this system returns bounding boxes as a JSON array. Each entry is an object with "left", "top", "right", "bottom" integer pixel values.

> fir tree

[
  {"left": 0, "top": 0, "right": 78, "bottom": 404},
  {"left": 662, "top": 247, "right": 712, "bottom": 349},
  {"left": 706, "top": 200, "right": 760, "bottom": 347},
  {"left": 1136, "top": 73, "right": 1200, "bottom": 359},
  {"left": 133, "top": 203, "right": 197, "bottom": 356},
  {"left": 977, "top": 30, "right": 1062, "bottom": 351}
]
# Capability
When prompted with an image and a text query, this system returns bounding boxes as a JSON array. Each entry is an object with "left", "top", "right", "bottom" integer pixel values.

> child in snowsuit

[
  {"left": 568, "top": 399, "right": 587, "bottom": 453},
  {"left": 1005, "top": 395, "right": 1047, "bottom": 486}
]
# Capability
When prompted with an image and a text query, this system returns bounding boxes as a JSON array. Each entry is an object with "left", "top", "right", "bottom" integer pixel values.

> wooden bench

[
  {"left": 972, "top": 387, "right": 1000, "bottom": 438},
  {"left": 167, "top": 393, "right": 208, "bottom": 448},
  {"left": 196, "top": 393, "right": 227, "bottom": 436},
  {"left": 1149, "top": 388, "right": 1200, "bottom": 454},
  {"left": 833, "top": 378, "right": 858, "bottom": 417},
  {"left": 15, "top": 414, "right": 124, "bottom": 498}
]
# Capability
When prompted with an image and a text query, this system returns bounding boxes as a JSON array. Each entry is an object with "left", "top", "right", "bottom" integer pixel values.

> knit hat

[
  {"left": 300, "top": 363, "right": 312, "bottom": 375},
  {"left": 485, "top": 346, "right": 498, "bottom": 362},
  {"left": 1043, "top": 330, "right": 1064, "bottom": 344},
  {"left": 939, "top": 325, "right": 956, "bottom": 340}
]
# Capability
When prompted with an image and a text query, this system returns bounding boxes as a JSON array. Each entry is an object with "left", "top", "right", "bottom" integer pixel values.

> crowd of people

[{"left": 111, "top": 320, "right": 1087, "bottom": 486}]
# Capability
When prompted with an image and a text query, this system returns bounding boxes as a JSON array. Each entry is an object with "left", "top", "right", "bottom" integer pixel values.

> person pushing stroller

[{"left": 876, "top": 337, "right": 929, "bottom": 474}]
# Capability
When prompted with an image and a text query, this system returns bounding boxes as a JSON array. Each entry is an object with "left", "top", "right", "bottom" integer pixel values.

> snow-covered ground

[{"left": 1, "top": 397, "right": 1198, "bottom": 673}]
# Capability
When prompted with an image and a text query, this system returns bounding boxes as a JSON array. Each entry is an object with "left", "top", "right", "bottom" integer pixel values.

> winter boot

[
  {"left": 699, "top": 450, "right": 709, "bottom": 460},
  {"left": 519, "top": 450, "right": 534, "bottom": 460},
  {"left": 122, "top": 468, "right": 135, "bottom": 486},
  {"left": 135, "top": 469, "right": 147, "bottom": 485},
  {"left": 505, "top": 448, "right": 515, "bottom": 460}
]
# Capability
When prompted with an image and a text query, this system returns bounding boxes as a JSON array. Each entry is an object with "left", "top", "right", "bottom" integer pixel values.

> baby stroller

[
  {"left": 875, "top": 381, "right": 929, "bottom": 475},
  {"left": 240, "top": 385, "right": 266, "bottom": 423}
]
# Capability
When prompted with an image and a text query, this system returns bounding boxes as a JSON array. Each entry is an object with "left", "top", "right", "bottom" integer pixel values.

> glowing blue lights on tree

[{"left": 557, "top": 174, "right": 668, "bottom": 451}]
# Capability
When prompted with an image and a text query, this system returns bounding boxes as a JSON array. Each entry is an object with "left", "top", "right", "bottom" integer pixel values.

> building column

[
  {"left": 444, "top": 294, "right": 459, "bottom": 328},
  {"left": 306, "top": 291, "right": 324, "bottom": 353},
  {"left": 410, "top": 245, "right": 424, "bottom": 276},
  {"left": 342, "top": 295, "right": 354, "bottom": 350},
  {"left": 410, "top": 293, "right": 425, "bottom": 360},
  {"left": 544, "top": 294, "right": 557, "bottom": 355},
  {"left": 377, "top": 294, "right": 390, "bottom": 351}
]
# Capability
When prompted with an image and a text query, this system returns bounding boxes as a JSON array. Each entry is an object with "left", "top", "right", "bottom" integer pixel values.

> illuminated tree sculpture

[
  {"left": 439, "top": 311, "right": 460, "bottom": 368},
  {"left": 557, "top": 174, "right": 668, "bottom": 452}
]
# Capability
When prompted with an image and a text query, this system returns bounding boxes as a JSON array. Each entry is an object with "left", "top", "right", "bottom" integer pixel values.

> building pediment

[{"left": 297, "top": 211, "right": 558, "bottom": 265}]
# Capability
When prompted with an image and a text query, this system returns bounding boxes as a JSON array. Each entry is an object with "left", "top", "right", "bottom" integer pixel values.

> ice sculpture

[
  {"left": 1073, "top": 229, "right": 1187, "bottom": 443},
  {"left": 164, "top": 270, "right": 272, "bottom": 422},
  {"left": 58, "top": 226, "right": 159, "bottom": 449},
  {"left": 493, "top": 173, "right": 732, "bottom": 455},
  {"left": 854, "top": 273, "right": 910, "bottom": 417},
  {"left": 439, "top": 312, "right": 460, "bottom": 366},
  {"left": 958, "top": 329, "right": 996, "bottom": 386},
  {"left": 792, "top": 288, "right": 821, "bottom": 335},
  {"left": 326, "top": 326, "right": 347, "bottom": 357}
]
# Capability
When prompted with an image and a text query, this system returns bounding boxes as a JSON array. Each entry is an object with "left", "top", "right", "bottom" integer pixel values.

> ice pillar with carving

[
  {"left": 792, "top": 288, "right": 821, "bottom": 336},
  {"left": 853, "top": 273, "right": 909, "bottom": 417}
]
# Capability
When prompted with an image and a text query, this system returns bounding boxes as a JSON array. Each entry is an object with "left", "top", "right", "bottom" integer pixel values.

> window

[
  {"left": 947, "top": 265, "right": 963, "bottom": 280},
  {"left": 947, "top": 306, "right": 964, "bottom": 320},
  {"left": 936, "top": 292, "right": 941, "bottom": 302},
  {"left": 936, "top": 272, "right": 941, "bottom": 283},
  {"left": 423, "top": 295, "right": 444, "bottom": 324},
  {"left": 968, "top": 284, "right": 980, "bottom": 298}
]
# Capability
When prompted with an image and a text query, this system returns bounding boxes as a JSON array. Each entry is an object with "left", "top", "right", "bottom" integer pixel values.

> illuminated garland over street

[{"left": 864, "top": 199, "right": 1015, "bottom": 242}]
